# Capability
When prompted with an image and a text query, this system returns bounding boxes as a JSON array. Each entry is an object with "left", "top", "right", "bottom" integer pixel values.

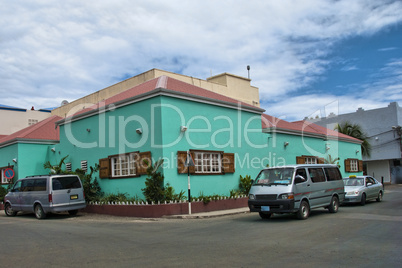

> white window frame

[
  {"left": 194, "top": 152, "right": 221, "bottom": 174},
  {"left": 1, "top": 169, "right": 7, "bottom": 184},
  {"left": 81, "top": 160, "right": 88, "bottom": 172},
  {"left": 305, "top": 157, "right": 317, "bottom": 164},
  {"left": 111, "top": 153, "right": 136, "bottom": 177},
  {"left": 350, "top": 159, "right": 359, "bottom": 172},
  {"left": 66, "top": 163, "right": 72, "bottom": 172}
]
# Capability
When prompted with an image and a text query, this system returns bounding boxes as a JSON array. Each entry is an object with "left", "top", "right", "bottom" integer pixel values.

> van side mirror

[
  {"left": 250, "top": 179, "right": 254, "bottom": 185},
  {"left": 294, "top": 175, "right": 306, "bottom": 184}
]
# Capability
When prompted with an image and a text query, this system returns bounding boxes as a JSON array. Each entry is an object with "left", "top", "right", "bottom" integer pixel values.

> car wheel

[
  {"left": 297, "top": 200, "right": 310, "bottom": 220},
  {"left": 68, "top": 210, "right": 78, "bottom": 216},
  {"left": 5, "top": 203, "right": 17, "bottom": 217},
  {"left": 328, "top": 196, "right": 339, "bottom": 213},
  {"left": 376, "top": 191, "right": 383, "bottom": 202},
  {"left": 360, "top": 193, "right": 366, "bottom": 206},
  {"left": 34, "top": 204, "right": 46, "bottom": 219},
  {"left": 259, "top": 212, "right": 272, "bottom": 219}
]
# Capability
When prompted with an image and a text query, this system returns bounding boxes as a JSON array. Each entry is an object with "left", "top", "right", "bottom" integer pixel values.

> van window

[
  {"left": 21, "top": 180, "right": 35, "bottom": 192},
  {"left": 324, "top": 167, "right": 342, "bottom": 181},
  {"left": 254, "top": 168, "right": 293, "bottom": 185},
  {"left": 33, "top": 179, "right": 47, "bottom": 191},
  {"left": 308, "top": 168, "right": 326, "bottom": 183},
  {"left": 52, "top": 176, "right": 81, "bottom": 190},
  {"left": 295, "top": 168, "right": 307, "bottom": 180}
]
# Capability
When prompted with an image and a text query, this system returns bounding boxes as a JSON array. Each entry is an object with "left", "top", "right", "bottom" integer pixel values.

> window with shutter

[
  {"left": 345, "top": 158, "right": 360, "bottom": 172},
  {"left": 296, "top": 155, "right": 321, "bottom": 164},
  {"left": 178, "top": 150, "right": 234, "bottom": 175},
  {"left": 100, "top": 151, "right": 152, "bottom": 178}
]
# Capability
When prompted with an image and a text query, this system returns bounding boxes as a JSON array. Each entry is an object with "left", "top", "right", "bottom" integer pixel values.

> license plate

[
  {"left": 261, "top": 206, "right": 270, "bottom": 211},
  {"left": 70, "top": 195, "right": 78, "bottom": 200}
]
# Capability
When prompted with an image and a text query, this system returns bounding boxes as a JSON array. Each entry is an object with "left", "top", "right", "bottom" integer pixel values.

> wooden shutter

[
  {"left": 99, "top": 158, "right": 110, "bottom": 178},
  {"left": 222, "top": 153, "right": 235, "bottom": 173},
  {"left": 296, "top": 156, "right": 305, "bottom": 164},
  {"left": 318, "top": 157, "right": 325, "bottom": 164},
  {"left": 137, "top": 151, "right": 152, "bottom": 175},
  {"left": 344, "top": 159, "right": 351, "bottom": 172},
  {"left": 358, "top": 160, "right": 363, "bottom": 172},
  {"left": 177, "top": 151, "right": 195, "bottom": 174}
]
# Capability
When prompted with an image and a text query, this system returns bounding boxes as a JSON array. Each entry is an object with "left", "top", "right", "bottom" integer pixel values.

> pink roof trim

[
  {"left": 261, "top": 114, "right": 361, "bottom": 143},
  {"left": 0, "top": 115, "right": 62, "bottom": 145},
  {"left": 62, "top": 76, "right": 262, "bottom": 122}
]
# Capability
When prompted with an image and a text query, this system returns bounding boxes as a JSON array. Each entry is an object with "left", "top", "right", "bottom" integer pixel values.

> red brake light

[{"left": 48, "top": 193, "right": 53, "bottom": 203}]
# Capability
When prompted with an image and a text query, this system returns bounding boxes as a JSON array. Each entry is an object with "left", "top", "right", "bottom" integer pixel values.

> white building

[{"left": 310, "top": 102, "right": 402, "bottom": 184}]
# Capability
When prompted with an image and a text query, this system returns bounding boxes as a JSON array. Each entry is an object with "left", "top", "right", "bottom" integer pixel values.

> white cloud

[{"left": 0, "top": 0, "right": 401, "bottom": 114}]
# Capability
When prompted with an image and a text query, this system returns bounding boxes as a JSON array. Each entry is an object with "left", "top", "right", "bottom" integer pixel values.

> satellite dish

[{"left": 61, "top": 100, "right": 69, "bottom": 106}]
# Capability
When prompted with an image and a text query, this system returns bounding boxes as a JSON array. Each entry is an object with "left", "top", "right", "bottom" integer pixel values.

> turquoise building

[
  {"left": 1, "top": 75, "right": 363, "bottom": 199},
  {"left": 0, "top": 116, "right": 61, "bottom": 186}
]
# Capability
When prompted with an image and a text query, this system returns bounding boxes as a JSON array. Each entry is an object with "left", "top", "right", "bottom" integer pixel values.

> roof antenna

[{"left": 247, "top": 65, "right": 250, "bottom": 79}]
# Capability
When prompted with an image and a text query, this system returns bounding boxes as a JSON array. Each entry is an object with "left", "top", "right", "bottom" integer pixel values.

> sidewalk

[{"left": 164, "top": 207, "right": 250, "bottom": 219}]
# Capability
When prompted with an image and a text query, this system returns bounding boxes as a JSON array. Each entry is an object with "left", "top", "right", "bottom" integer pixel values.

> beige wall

[
  {"left": 0, "top": 109, "right": 51, "bottom": 135},
  {"left": 52, "top": 69, "right": 260, "bottom": 117}
]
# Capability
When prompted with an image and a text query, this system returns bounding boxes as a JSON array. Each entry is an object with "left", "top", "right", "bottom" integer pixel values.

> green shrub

[
  {"left": 0, "top": 186, "right": 8, "bottom": 202},
  {"left": 239, "top": 175, "right": 253, "bottom": 195},
  {"left": 142, "top": 159, "right": 186, "bottom": 203}
]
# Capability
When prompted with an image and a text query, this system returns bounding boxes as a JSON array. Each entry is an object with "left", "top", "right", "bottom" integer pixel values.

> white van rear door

[{"left": 51, "top": 176, "right": 84, "bottom": 206}]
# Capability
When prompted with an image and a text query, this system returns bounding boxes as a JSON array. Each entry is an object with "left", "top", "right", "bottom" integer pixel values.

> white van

[
  {"left": 248, "top": 164, "right": 345, "bottom": 220},
  {"left": 4, "top": 175, "right": 86, "bottom": 219}
]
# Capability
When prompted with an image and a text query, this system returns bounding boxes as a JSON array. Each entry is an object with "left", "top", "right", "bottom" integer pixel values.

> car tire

[
  {"left": 297, "top": 200, "right": 310, "bottom": 220},
  {"left": 34, "top": 204, "right": 46, "bottom": 219},
  {"left": 259, "top": 212, "right": 272, "bottom": 219},
  {"left": 5, "top": 203, "right": 17, "bottom": 217},
  {"left": 376, "top": 191, "right": 383, "bottom": 202},
  {"left": 68, "top": 210, "right": 78, "bottom": 216},
  {"left": 328, "top": 196, "right": 339, "bottom": 213},
  {"left": 360, "top": 193, "right": 366, "bottom": 206}
]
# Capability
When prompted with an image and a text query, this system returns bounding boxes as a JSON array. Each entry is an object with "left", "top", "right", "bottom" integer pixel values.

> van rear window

[
  {"left": 52, "top": 176, "right": 81, "bottom": 190},
  {"left": 324, "top": 167, "right": 342, "bottom": 181},
  {"left": 308, "top": 168, "right": 326, "bottom": 183}
]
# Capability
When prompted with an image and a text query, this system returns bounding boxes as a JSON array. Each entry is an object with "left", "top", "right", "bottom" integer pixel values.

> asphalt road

[{"left": 1, "top": 185, "right": 402, "bottom": 267}]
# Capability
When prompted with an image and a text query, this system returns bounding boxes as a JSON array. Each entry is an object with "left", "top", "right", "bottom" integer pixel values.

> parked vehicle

[
  {"left": 248, "top": 164, "right": 345, "bottom": 220},
  {"left": 343, "top": 175, "right": 383, "bottom": 205},
  {"left": 4, "top": 175, "right": 86, "bottom": 219}
]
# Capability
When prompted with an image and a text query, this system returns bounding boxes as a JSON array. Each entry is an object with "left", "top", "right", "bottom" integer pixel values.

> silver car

[
  {"left": 4, "top": 175, "right": 86, "bottom": 219},
  {"left": 343, "top": 176, "right": 383, "bottom": 206}
]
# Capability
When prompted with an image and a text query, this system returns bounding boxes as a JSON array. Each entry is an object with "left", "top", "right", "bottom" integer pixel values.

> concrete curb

[{"left": 164, "top": 207, "right": 250, "bottom": 219}]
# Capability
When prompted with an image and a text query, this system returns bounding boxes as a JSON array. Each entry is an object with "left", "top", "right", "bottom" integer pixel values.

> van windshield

[
  {"left": 52, "top": 176, "right": 81, "bottom": 190},
  {"left": 254, "top": 168, "right": 294, "bottom": 185}
]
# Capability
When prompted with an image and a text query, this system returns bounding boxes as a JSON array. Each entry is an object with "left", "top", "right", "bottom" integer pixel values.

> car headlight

[
  {"left": 278, "top": 193, "right": 294, "bottom": 200},
  {"left": 347, "top": 191, "right": 360, "bottom": 196},
  {"left": 249, "top": 194, "right": 255, "bottom": 200}
]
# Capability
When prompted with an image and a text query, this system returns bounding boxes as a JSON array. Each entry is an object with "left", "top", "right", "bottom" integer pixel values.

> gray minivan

[
  {"left": 248, "top": 164, "right": 345, "bottom": 220},
  {"left": 4, "top": 175, "right": 86, "bottom": 219}
]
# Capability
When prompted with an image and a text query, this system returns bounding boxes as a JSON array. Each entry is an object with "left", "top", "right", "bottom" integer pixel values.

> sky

[{"left": 1, "top": 0, "right": 401, "bottom": 121}]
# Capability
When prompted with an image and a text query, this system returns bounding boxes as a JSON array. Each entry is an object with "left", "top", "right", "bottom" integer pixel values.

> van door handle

[
  {"left": 67, "top": 189, "right": 71, "bottom": 193},
  {"left": 307, "top": 184, "right": 310, "bottom": 187}
]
